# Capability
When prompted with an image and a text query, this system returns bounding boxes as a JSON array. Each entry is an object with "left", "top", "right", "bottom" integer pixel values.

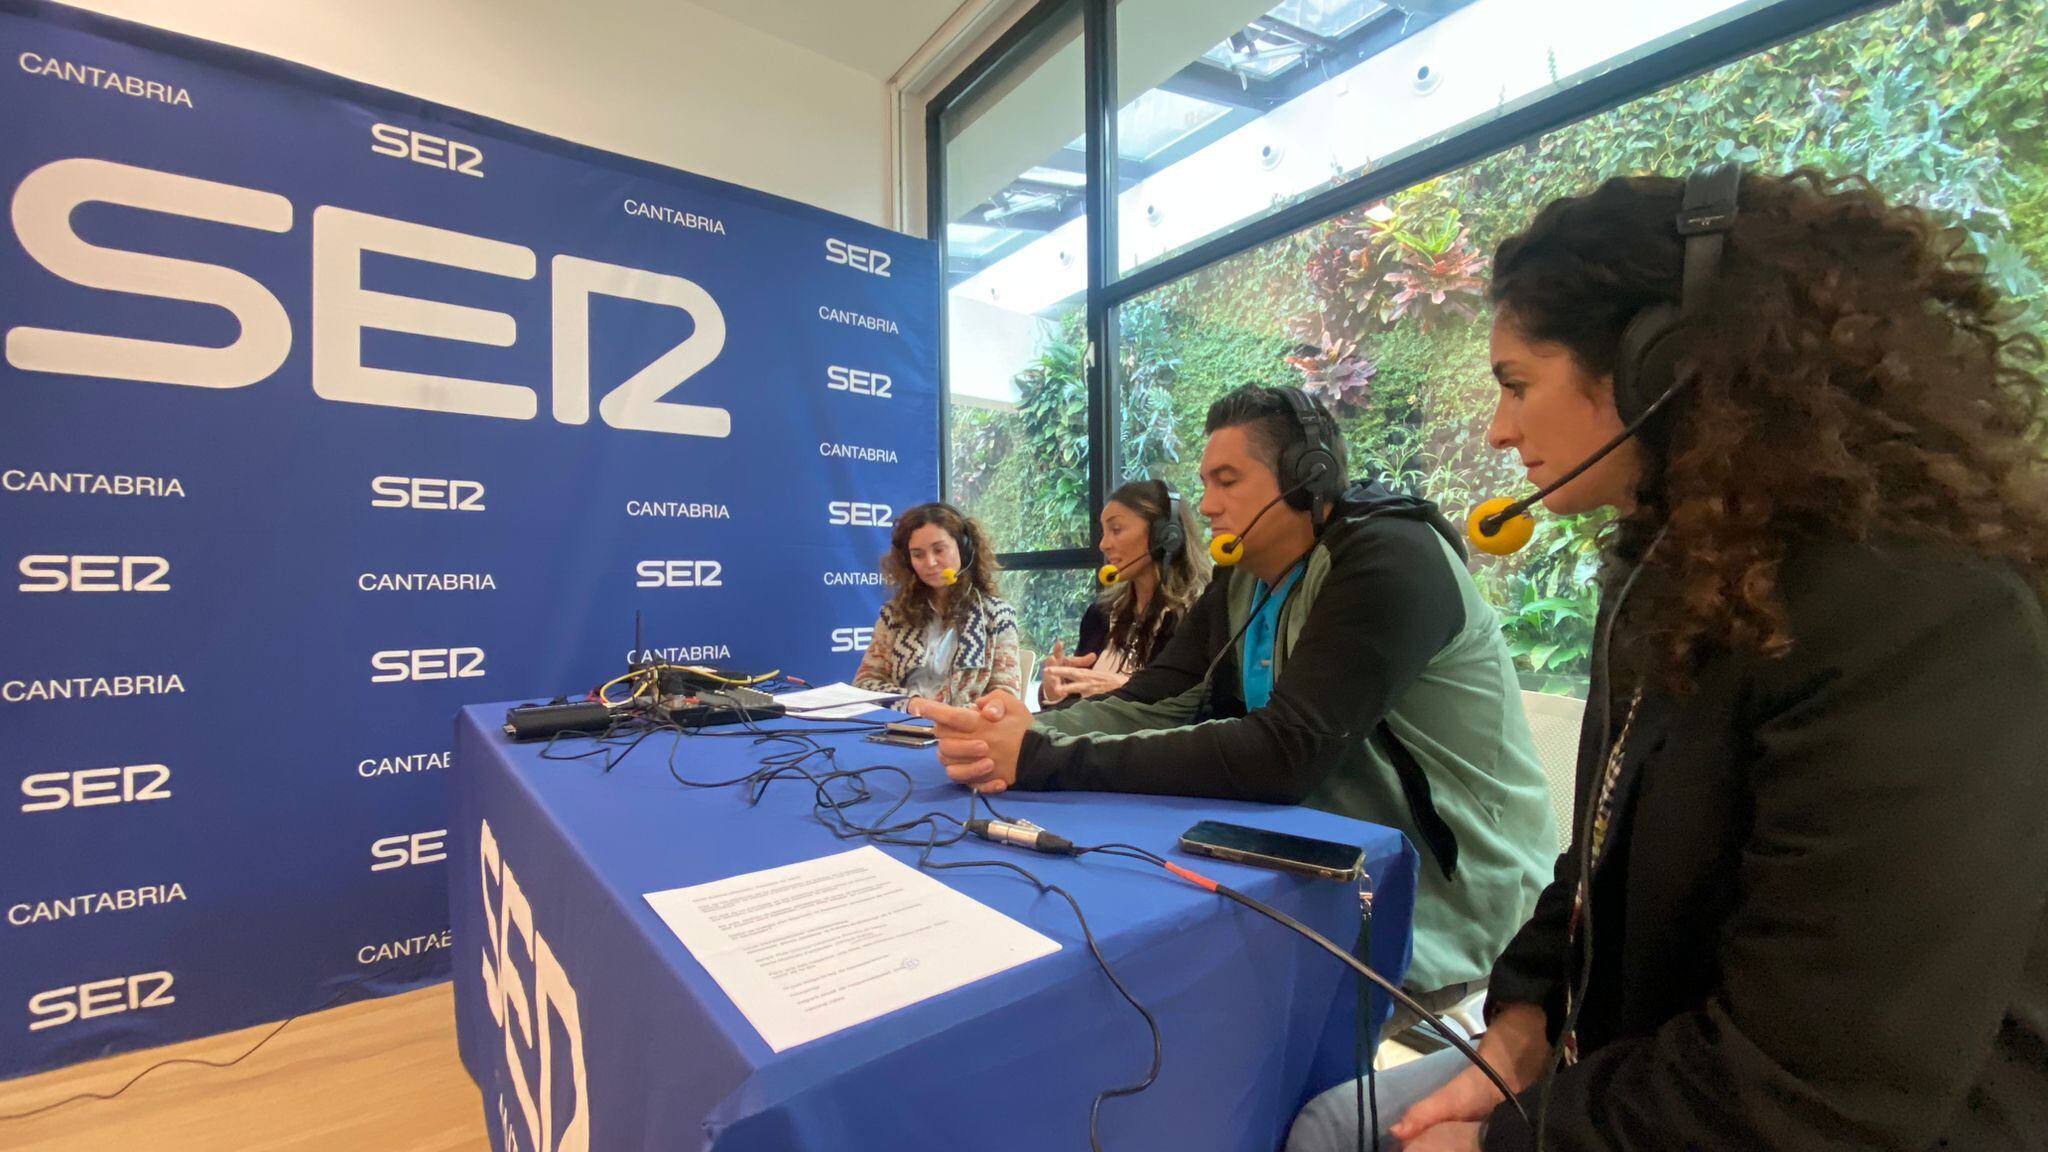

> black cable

[
  {"left": 1062, "top": 834, "right": 1524, "bottom": 1134},
  {"left": 1355, "top": 870, "right": 1379, "bottom": 1152},
  {"left": 1192, "top": 504, "right": 1405, "bottom": 695},
  {"left": 1076, "top": 842, "right": 1167, "bottom": 866},
  {"left": 1367, "top": 1027, "right": 1381, "bottom": 1151},
  {"left": 545, "top": 691, "right": 1489, "bottom": 1147},
  {"left": 1357, "top": 997, "right": 1368, "bottom": 1152},
  {"left": 1206, "top": 882, "right": 1530, "bottom": 1128},
  {"left": 542, "top": 674, "right": 1501, "bottom": 1147},
  {"left": 1532, "top": 527, "right": 1665, "bottom": 1152},
  {"left": 1194, "top": 542, "right": 1316, "bottom": 689},
  {"left": 561, "top": 696, "right": 1167, "bottom": 1148},
  {"left": 921, "top": 855, "right": 1161, "bottom": 1151},
  {"left": 0, "top": 960, "right": 433, "bottom": 1123}
]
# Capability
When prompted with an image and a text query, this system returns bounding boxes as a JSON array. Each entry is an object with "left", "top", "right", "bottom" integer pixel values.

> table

[{"left": 448, "top": 702, "right": 1418, "bottom": 1152}]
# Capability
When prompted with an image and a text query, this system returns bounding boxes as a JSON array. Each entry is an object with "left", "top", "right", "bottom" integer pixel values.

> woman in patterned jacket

[{"left": 853, "top": 503, "right": 1022, "bottom": 711}]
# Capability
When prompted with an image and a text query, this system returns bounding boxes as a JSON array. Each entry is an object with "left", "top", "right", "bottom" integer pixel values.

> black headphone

[
  {"left": 1611, "top": 164, "right": 1742, "bottom": 423},
  {"left": 1147, "top": 480, "right": 1186, "bottom": 562},
  {"left": 932, "top": 502, "right": 975, "bottom": 574},
  {"left": 1275, "top": 387, "right": 1345, "bottom": 514}
]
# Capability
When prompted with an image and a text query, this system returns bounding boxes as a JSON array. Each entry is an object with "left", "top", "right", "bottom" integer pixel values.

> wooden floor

[{"left": 0, "top": 983, "right": 489, "bottom": 1151}]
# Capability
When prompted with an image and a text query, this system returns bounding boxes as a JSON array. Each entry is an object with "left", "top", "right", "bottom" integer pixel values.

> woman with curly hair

[
  {"left": 852, "top": 502, "right": 1021, "bottom": 713},
  {"left": 1291, "top": 169, "right": 2048, "bottom": 1151}
]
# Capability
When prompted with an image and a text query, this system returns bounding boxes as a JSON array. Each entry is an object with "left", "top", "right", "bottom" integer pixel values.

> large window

[
  {"left": 1107, "top": 0, "right": 1823, "bottom": 278},
  {"left": 936, "top": 2, "right": 1093, "bottom": 562},
  {"left": 936, "top": 0, "right": 2048, "bottom": 686}
]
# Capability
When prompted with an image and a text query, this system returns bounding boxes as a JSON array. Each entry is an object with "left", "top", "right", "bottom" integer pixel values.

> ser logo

[
  {"left": 5, "top": 158, "right": 731, "bottom": 440},
  {"left": 371, "top": 476, "right": 485, "bottom": 511},
  {"left": 831, "top": 626, "right": 875, "bottom": 653},
  {"left": 826, "top": 366, "right": 891, "bottom": 399},
  {"left": 28, "top": 971, "right": 174, "bottom": 1032},
  {"left": 371, "top": 647, "right": 487, "bottom": 683},
  {"left": 370, "top": 123, "right": 484, "bottom": 178},
  {"left": 371, "top": 829, "right": 448, "bottom": 872},
  {"left": 634, "top": 560, "right": 723, "bottom": 589},
  {"left": 18, "top": 554, "right": 170, "bottom": 592},
  {"left": 21, "top": 764, "right": 172, "bottom": 812},
  {"left": 828, "top": 501, "right": 892, "bottom": 528},
  {"left": 824, "top": 237, "right": 891, "bottom": 277},
  {"left": 481, "top": 818, "right": 589, "bottom": 1152}
]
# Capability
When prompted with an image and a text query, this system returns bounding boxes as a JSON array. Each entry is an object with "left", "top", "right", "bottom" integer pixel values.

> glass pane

[
  {"left": 1112, "top": 0, "right": 2048, "bottom": 699},
  {"left": 1105, "top": 0, "right": 1817, "bottom": 279},
  {"left": 940, "top": 3, "right": 1091, "bottom": 552},
  {"left": 998, "top": 567, "right": 1100, "bottom": 665}
]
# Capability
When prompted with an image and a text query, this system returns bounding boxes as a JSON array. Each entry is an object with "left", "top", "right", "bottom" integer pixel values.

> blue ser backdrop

[{"left": 0, "top": 0, "right": 937, "bottom": 1078}]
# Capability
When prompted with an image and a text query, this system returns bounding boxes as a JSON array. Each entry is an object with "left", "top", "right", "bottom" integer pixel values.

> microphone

[
  {"left": 1209, "top": 471, "right": 1322, "bottom": 566},
  {"left": 942, "top": 567, "right": 960, "bottom": 585},
  {"left": 1098, "top": 551, "right": 1154, "bottom": 586},
  {"left": 1468, "top": 380, "right": 1690, "bottom": 555},
  {"left": 966, "top": 818, "right": 1074, "bottom": 855},
  {"left": 1468, "top": 497, "right": 1537, "bottom": 557}
]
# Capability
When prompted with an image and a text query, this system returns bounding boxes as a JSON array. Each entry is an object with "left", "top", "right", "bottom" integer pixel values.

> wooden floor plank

[{"left": 0, "top": 983, "right": 489, "bottom": 1152}]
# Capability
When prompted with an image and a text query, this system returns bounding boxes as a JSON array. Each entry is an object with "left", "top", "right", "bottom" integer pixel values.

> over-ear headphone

[
  {"left": 1275, "top": 388, "right": 1345, "bottom": 514},
  {"left": 936, "top": 504, "right": 976, "bottom": 585},
  {"left": 1148, "top": 480, "right": 1186, "bottom": 563},
  {"left": 1099, "top": 481, "right": 1186, "bottom": 586},
  {"left": 1611, "top": 164, "right": 1742, "bottom": 423}
]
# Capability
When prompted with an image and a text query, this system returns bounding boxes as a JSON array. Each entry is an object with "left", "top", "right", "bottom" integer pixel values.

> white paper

[
  {"left": 771, "top": 681, "right": 902, "bottom": 720},
  {"left": 644, "top": 845, "right": 1060, "bottom": 1052}
]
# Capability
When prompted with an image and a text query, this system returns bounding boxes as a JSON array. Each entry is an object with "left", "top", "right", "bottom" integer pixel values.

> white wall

[{"left": 56, "top": 0, "right": 894, "bottom": 225}]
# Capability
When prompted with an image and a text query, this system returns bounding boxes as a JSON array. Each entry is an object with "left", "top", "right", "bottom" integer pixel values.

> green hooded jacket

[{"left": 1023, "top": 481, "right": 1557, "bottom": 991}]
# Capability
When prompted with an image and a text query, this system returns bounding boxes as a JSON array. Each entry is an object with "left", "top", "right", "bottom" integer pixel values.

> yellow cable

[
  {"left": 595, "top": 668, "right": 655, "bottom": 706},
  {"left": 650, "top": 664, "right": 779, "bottom": 686},
  {"left": 592, "top": 665, "right": 777, "bottom": 706}
]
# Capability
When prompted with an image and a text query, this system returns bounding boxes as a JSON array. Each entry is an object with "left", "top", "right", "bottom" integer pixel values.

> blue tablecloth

[{"left": 449, "top": 702, "right": 1418, "bottom": 1152}]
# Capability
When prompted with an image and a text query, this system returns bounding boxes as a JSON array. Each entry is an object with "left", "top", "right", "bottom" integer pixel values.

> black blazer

[{"left": 1484, "top": 533, "right": 2048, "bottom": 1151}]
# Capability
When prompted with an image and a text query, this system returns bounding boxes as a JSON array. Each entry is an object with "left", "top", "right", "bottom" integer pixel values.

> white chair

[
  {"left": 1519, "top": 689, "right": 1587, "bottom": 847},
  {"left": 1017, "top": 648, "right": 1041, "bottom": 712},
  {"left": 1377, "top": 692, "right": 1584, "bottom": 1067}
]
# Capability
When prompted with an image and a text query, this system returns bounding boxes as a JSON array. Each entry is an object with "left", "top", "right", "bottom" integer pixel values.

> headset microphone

[
  {"left": 1098, "top": 551, "right": 1153, "bottom": 586},
  {"left": 1211, "top": 471, "right": 1320, "bottom": 566},
  {"left": 1467, "top": 385, "right": 1690, "bottom": 555},
  {"left": 941, "top": 524, "right": 978, "bottom": 585}
]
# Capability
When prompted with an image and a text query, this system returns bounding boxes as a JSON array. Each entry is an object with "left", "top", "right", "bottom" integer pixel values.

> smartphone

[
  {"left": 1178, "top": 820, "right": 1364, "bottom": 881},
  {"left": 866, "top": 730, "right": 937, "bottom": 749}
]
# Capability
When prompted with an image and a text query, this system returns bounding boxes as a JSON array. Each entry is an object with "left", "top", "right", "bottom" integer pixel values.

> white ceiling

[{"left": 687, "top": 0, "right": 980, "bottom": 79}]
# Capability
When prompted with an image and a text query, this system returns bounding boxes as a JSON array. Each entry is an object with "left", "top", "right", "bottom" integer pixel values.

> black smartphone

[
  {"left": 866, "top": 730, "right": 936, "bottom": 749},
  {"left": 1179, "top": 820, "right": 1363, "bottom": 881}
]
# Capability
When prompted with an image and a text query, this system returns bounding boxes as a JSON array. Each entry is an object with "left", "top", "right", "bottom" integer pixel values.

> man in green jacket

[{"left": 929, "top": 385, "right": 1556, "bottom": 1004}]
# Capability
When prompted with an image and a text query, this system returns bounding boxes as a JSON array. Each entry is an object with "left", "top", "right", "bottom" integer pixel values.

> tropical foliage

[{"left": 953, "top": 0, "right": 2048, "bottom": 692}]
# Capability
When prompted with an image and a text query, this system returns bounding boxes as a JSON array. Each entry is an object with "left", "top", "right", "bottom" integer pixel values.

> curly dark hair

[
  {"left": 1491, "top": 169, "right": 2048, "bottom": 690},
  {"left": 880, "top": 503, "right": 1002, "bottom": 630}
]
